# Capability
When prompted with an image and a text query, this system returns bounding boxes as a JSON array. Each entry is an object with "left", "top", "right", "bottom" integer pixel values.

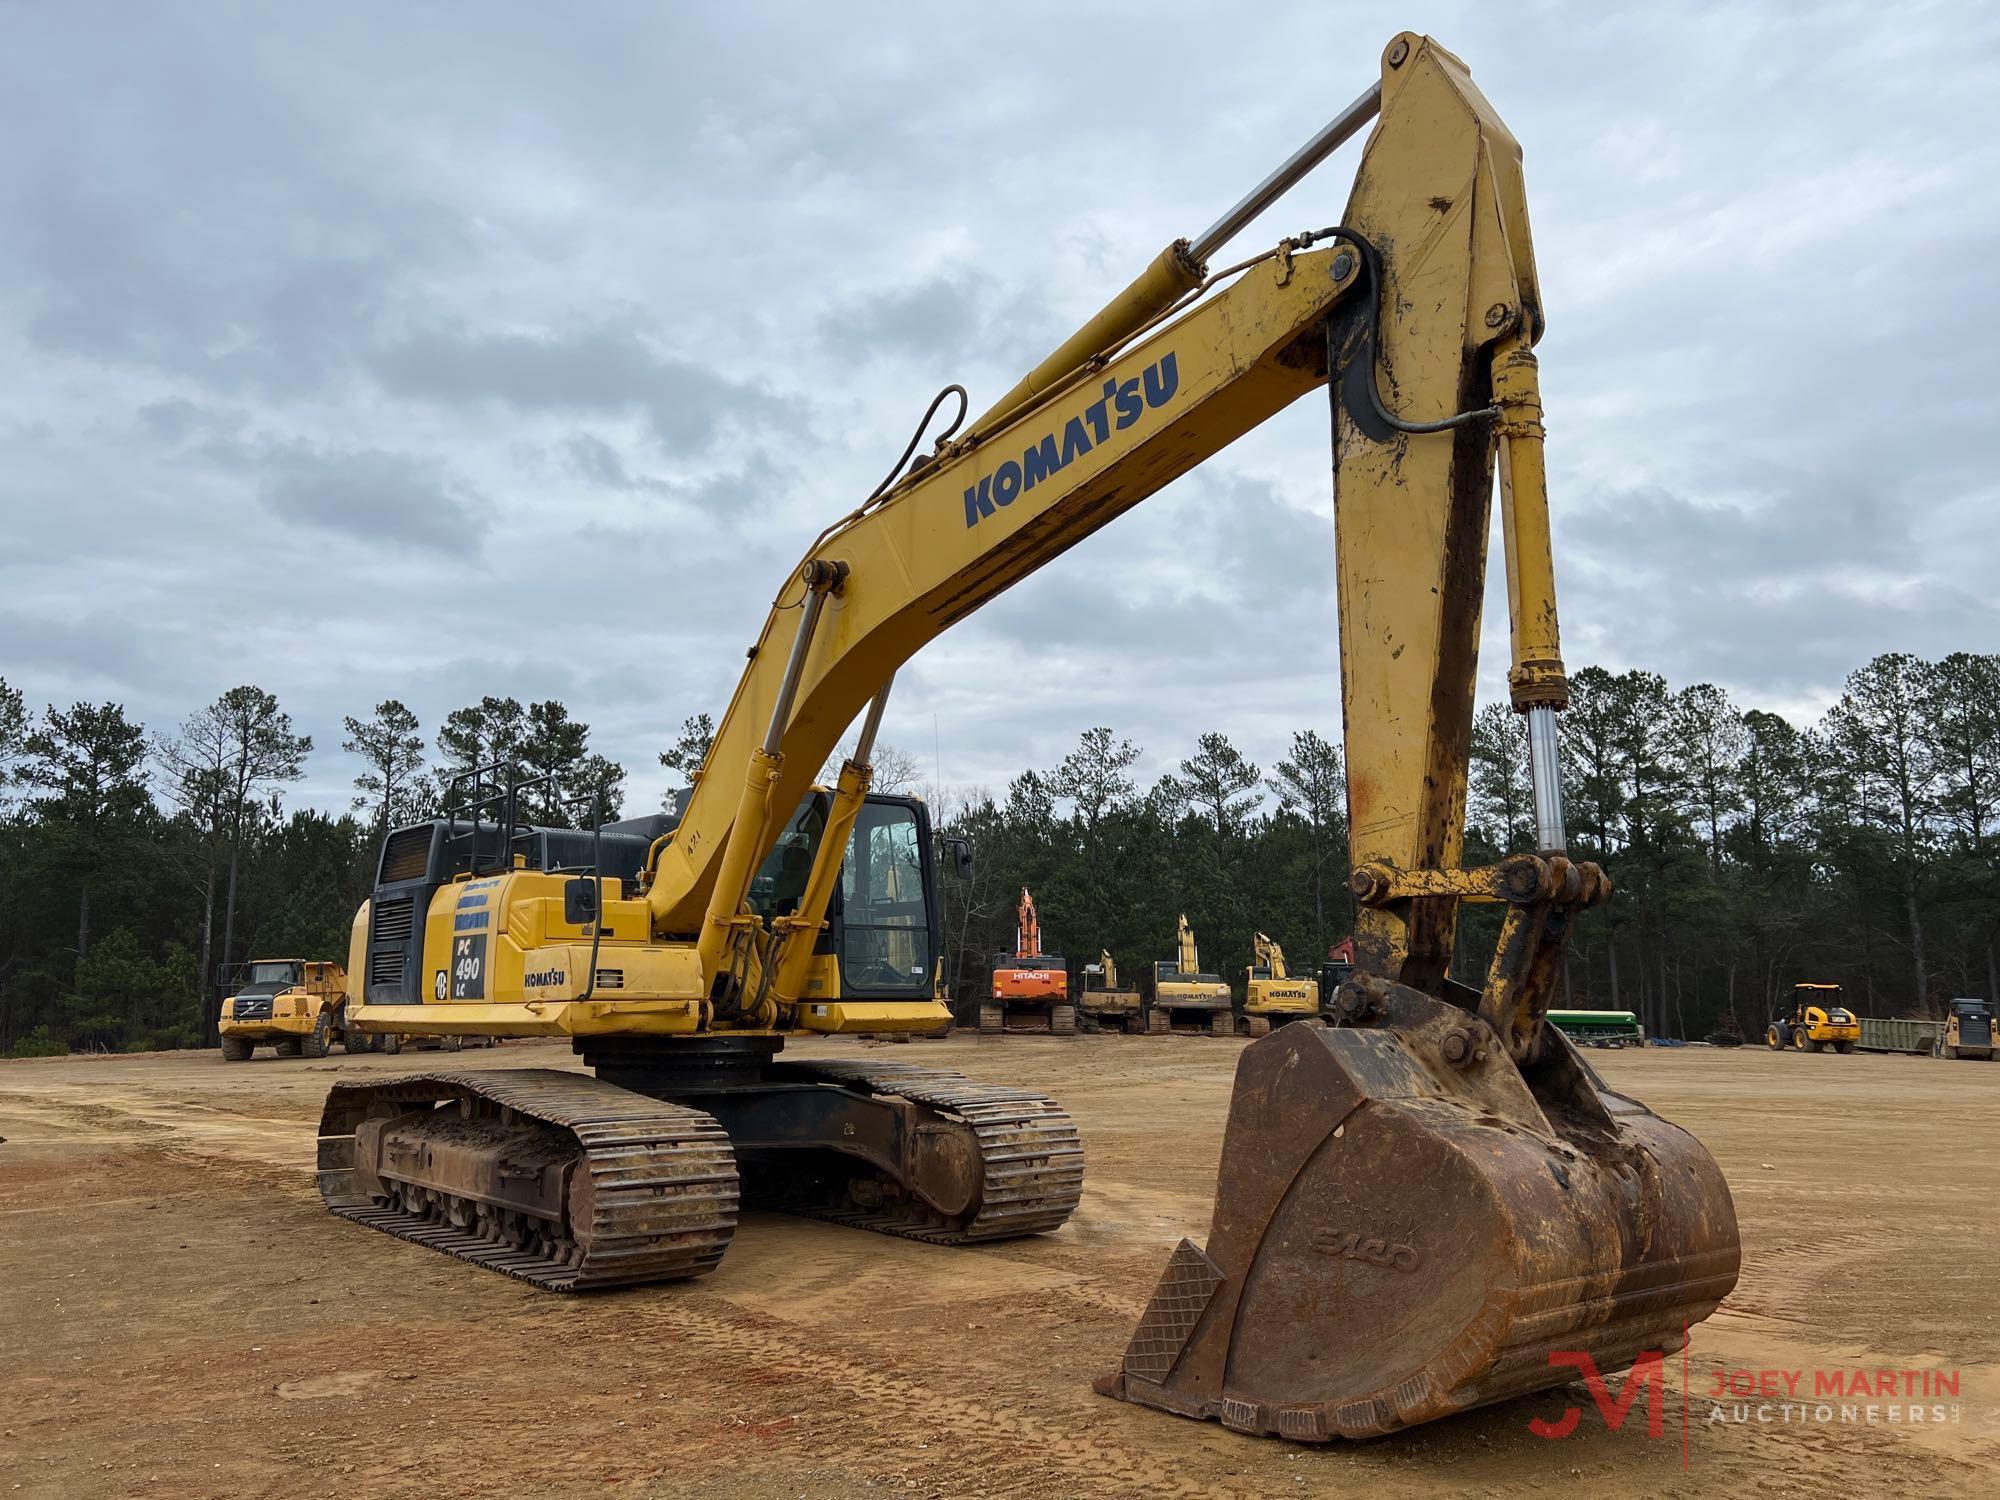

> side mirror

[
  {"left": 945, "top": 837, "right": 973, "bottom": 880},
  {"left": 214, "top": 962, "right": 235, "bottom": 990},
  {"left": 564, "top": 876, "right": 600, "bottom": 927}
]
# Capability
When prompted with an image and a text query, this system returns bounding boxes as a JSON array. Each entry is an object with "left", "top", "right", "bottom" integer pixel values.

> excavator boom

[{"left": 1175, "top": 916, "right": 1201, "bottom": 976}]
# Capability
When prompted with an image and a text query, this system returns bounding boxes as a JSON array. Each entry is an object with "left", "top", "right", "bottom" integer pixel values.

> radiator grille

[
  {"left": 369, "top": 949, "right": 406, "bottom": 987},
  {"left": 379, "top": 827, "right": 433, "bottom": 883},
  {"left": 372, "top": 895, "right": 416, "bottom": 943}
]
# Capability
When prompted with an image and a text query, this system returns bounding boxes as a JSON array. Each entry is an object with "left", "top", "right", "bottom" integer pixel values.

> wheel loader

[
  {"left": 1077, "top": 950, "right": 1144, "bottom": 1033},
  {"left": 1240, "top": 933, "right": 1319, "bottom": 1037},
  {"left": 1146, "top": 916, "right": 1236, "bottom": 1036},
  {"left": 982, "top": 887, "right": 1073, "bottom": 1034},
  {"left": 217, "top": 959, "right": 356, "bottom": 1061},
  {"left": 1767, "top": 983, "right": 1860, "bottom": 1052},
  {"left": 313, "top": 30, "right": 1737, "bottom": 1445}
]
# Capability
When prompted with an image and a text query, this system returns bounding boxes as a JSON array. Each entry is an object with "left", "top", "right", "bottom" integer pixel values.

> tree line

[
  {"left": 0, "top": 684, "right": 631, "bottom": 1055},
  {"left": 930, "top": 652, "right": 1998, "bottom": 1039},
  {"left": 0, "top": 649, "right": 1990, "bottom": 1055}
]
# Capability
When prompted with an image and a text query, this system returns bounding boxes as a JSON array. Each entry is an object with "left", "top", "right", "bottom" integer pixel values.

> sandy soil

[{"left": 3, "top": 1033, "right": 1997, "bottom": 1498}]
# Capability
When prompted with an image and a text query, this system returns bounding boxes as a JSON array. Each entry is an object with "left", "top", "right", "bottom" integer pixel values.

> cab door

[{"left": 832, "top": 797, "right": 937, "bottom": 1000}]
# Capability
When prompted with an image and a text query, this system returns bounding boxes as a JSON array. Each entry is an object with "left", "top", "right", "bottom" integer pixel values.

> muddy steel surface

[{"left": 3, "top": 1035, "right": 1997, "bottom": 1497}]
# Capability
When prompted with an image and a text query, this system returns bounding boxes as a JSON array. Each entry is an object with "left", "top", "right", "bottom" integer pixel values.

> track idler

[{"left": 1098, "top": 977, "right": 1739, "bottom": 1440}]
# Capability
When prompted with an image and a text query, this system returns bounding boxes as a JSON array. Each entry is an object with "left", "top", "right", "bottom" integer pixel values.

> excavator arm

[
  {"left": 628, "top": 30, "right": 1736, "bottom": 1440},
  {"left": 1174, "top": 915, "right": 1203, "bottom": 976},
  {"left": 1015, "top": 888, "right": 1041, "bottom": 960}
]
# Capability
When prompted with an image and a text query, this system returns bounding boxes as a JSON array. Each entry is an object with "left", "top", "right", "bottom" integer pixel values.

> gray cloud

[
  {"left": 258, "top": 446, "right": 487, "bottom": 553},
  {"left": 371, "top": 319, "right": 787, "bottom": 452},
  {"left": 821, "top": 278, "right": 987, "bottom": 359},
  {"left": 0, "top": 608, "right": 165, "bottom": 692},
  {"left": 0, "top": 2, "right": 1993, "bottom": 817},
  {"left": 1563, "top": 482, "right": 1998, "bottom": 705}
]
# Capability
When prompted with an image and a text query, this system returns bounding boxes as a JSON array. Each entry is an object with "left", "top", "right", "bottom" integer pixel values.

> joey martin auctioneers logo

[{"left": 1528, "top": 1337, "right": 1964, "bottom": 1468}]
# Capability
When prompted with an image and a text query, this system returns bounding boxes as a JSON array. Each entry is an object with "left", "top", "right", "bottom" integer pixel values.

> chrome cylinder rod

[
  {"left": 1527, "top": 704, "right": 1566, "bottom": 854},
  {"left": 851, "top": 673, "right": 894, "bottom": 767},
  {"left": 763, "top": 579, "right": 834, "bottom": 755},
  {"left": 1189, "top": 81, "right": 1383, "bottom": 263}
]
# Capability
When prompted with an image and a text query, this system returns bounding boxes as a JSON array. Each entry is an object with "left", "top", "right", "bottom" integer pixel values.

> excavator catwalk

[{"left": 313, "top": 27, "right": 1738, "bottom": 1446}]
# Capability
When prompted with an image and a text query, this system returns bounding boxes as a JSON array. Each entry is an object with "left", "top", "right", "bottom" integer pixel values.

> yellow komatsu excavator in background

[
  {"left": 318, "top": 31, "right": 1737, "bottom": 1442},
  {"left": 1077, "top": 948, "right": 1144, "bottom": 1032},
  {"left": 1240, "top": 932, "right": 1319, "bottom": 1037},
  {"left": 1148, "top": 915, "right": 1237, "bottom": 1035}
]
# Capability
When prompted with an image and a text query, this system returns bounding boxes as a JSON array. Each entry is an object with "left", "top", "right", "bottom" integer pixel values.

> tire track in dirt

[
  {"left": 637, "top": 1291, "right": 1235, "bottom": 1499},
  {"left": 0, "top": 1088, "right": 316, "bottom": 1181},
  {"left": 1723, "top": 1228, "right": 1884, "bottom": 1326}
]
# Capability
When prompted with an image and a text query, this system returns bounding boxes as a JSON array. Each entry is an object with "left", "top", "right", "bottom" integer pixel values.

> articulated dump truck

[
  {"left": 218, "top": 959, "right": 352, "bottom": 1060},
  {"left": 305, "top": 30, "right": 1737, "bottom": 1446}
]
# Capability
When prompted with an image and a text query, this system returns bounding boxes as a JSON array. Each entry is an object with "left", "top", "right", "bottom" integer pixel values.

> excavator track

[
  {"left": 765, "top": 1057, "right": 1084, "bottom": 1244},
  {"left": 317, "top": 1069, "right": 739, "bottom": 1291}
]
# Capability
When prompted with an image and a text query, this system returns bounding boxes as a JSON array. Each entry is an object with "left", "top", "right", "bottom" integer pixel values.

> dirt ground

[{"left": 3, "top": 1034, "right": 1997, "bottom": 1499}]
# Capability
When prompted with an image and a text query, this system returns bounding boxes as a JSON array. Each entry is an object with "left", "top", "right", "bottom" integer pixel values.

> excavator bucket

[{"left": 1098, "top": 977, "right": 1739, "bottom": 1440}]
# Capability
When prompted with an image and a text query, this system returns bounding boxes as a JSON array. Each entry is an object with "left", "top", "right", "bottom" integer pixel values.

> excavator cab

[
  {"left": 353, "top": 782, "right": 944, "bottom": 1014},
  {"left": 740, "top": 791, "right": 939, "bottom": 998}
]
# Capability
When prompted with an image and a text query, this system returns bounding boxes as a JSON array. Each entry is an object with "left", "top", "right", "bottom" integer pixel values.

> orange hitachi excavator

[{"left": 983, "top": 887, "right": 1074, "bottom": 1035}]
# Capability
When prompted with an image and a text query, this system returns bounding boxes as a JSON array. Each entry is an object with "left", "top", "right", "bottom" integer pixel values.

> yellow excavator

[
  {"left": 1241, "top": 932, "right": 1320, "bottom": 1037},
  {"left": 1148, "top": 915, "right": 1238, "bottom": 1035},
  {"left": 320, "top": 31, "right": 1737, "bottom": 1442},
  {"left": 1077, "top": 949, "right": 1144, "bottom": 1032}
]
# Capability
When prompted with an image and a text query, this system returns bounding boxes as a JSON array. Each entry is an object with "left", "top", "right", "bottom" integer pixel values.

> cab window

[
  {"left": 747, "top": 798, "right": 829, "bottom": 923},
  {"left": 838, "top": 802, "right": 930, "bottom": 993}
]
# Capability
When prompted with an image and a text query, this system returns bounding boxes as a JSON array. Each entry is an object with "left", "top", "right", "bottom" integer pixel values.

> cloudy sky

[{"left": 4, "top": 2, "right": 1995, "bottom": 816}]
